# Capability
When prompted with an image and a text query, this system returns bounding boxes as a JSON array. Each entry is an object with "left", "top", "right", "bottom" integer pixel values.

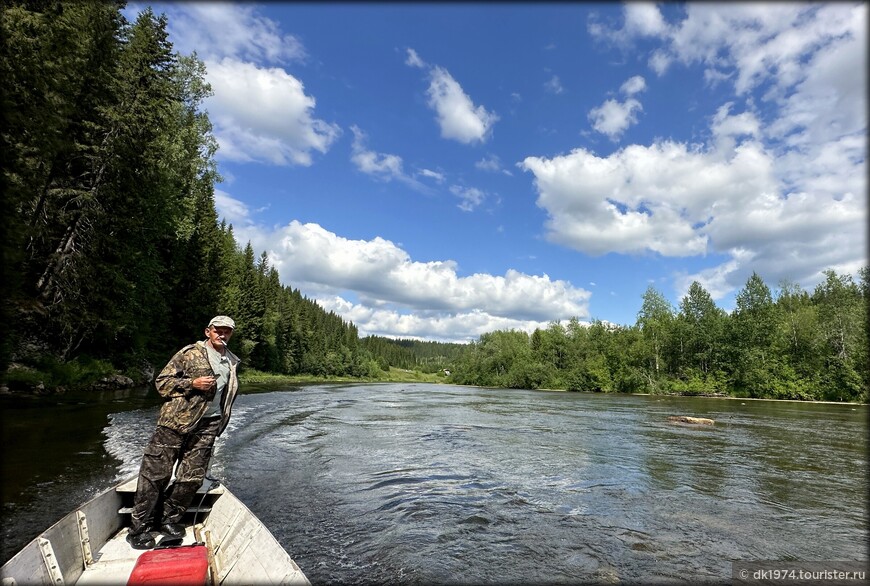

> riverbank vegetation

[
  {"left": 451, "top": 270, "right": 869, "bottom": 402},
  {"left": 2, "top": 2, "right": 866, "bottom": 402},
  {"left": 239, "top": 367, "right": 445, "bottom": 387}
]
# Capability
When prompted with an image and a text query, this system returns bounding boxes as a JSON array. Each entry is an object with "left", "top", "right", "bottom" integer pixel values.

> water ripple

[{"left": 8, "top": 383, "right": 863, "bottom": 585}]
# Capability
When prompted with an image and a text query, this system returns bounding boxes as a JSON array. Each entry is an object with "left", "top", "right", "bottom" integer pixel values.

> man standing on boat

[{"left": 127, "top": 315, "right": 241, "bottom": 550}]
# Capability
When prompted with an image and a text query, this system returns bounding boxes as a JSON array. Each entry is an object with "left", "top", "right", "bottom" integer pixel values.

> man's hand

[{"left": 192, "top": 376, "right": 217, "bottom": 391}]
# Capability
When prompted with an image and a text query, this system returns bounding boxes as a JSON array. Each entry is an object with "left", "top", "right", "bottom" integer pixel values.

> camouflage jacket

[{"left": 154, "top": 341, "right": 240, "bottom": 435}]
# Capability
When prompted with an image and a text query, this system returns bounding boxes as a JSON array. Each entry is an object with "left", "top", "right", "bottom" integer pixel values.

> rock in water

[{"left": 668, "top": 415, "right": 714, "bottom": 425}]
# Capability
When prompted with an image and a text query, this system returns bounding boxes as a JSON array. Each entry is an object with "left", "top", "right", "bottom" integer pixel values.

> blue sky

[{"left": 125, "top": 2, "right": 867, "bottom": 343}]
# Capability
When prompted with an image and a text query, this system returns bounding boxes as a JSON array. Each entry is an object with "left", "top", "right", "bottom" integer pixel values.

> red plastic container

[{"left": 126, "top": 545, "right": 210, "bottom": 586}]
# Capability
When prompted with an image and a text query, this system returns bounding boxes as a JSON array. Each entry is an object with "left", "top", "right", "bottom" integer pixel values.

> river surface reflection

[{"left": 1, "top": 383, "right": 867, "bottom": 584}]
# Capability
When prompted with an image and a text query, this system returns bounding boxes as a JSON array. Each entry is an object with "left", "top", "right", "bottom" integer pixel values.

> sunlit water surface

[{"left": 2, "top": 383, "right": 867, "bottom": 584}]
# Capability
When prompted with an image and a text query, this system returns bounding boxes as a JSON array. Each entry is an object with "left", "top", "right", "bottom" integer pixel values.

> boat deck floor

[
  {"left": 77, "top": 527, "right": 200, "bottom": 585},
  {"left": 76, "top": 478, "right": 220, "bottom": 585}
]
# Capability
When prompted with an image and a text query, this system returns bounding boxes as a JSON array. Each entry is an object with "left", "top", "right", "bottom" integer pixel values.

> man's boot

[{"left": 126, "top": 529, "right": 156, "bottom": 550}]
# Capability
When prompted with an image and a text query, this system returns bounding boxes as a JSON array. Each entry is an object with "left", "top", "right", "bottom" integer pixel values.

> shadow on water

[{"left": 0, "top": 386, "right": 158, "bottom": 562}]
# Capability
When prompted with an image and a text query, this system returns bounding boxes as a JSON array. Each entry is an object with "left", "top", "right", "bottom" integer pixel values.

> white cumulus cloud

[
  {"left": 418, "top": 168, "right": 446, "bottom": 183},
  {"left": 588, "top": 98, "right": 644, "bottom": 141},
  {"left": 205, "top": 59, "right": 341, "bottom": 166},
  {"left": 449, "top": 185, "right": 488, "bottom": 212},
  {"left": 161, "top": 3, "right": 307, "bottom": 65},
  {"left": 404, "top": 48, "right": 497, "bottom": 144},
  {"left": 426, "top": 66, "right": 499, "bottom": 144},
  {"left": 226, "top": 220, "right": 592, "bottom": 341},
  {"left": 620, "top": 75, "right": 647, "bottom": 95},
  {"left": 588, "top": 75, "right": 647, "bottom": 141},
  {"left": 405, "top": 47, "right": 426, "bottom": 68},
  {"left": 623, "top": 2, "right": 669, "bottom": 38},
  {"left": 571, "top": 2, "right": 866, "bottom": 300},
  {"left": 349, "top": 125, "right": 425, "bottom": 190},
  {"left": 588, "top": 2, "right": 669, "bottom": 46},
  {"left": 142, "top": 3, "right": 340, "bottom": 167}
]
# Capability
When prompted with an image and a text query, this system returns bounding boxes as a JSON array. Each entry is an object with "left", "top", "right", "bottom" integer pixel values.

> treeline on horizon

[
  {"left": 451, "top": 271, "right": 869, "bottom": 402},
  {"left": 2, "top": 2, "right": 867, "bottom": 403},
  {"left": 359, "top": 337, "right": 467, "bottom": 372}
]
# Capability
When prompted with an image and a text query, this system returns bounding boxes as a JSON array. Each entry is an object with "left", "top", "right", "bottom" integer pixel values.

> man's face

[{"left": 207, "top": 326, "right": 234, "bottom": 346}]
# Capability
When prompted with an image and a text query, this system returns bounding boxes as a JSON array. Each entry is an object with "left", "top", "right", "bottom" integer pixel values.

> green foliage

[
  {"left": 679, "top": 281, "right": 727, "bottom": 378},
  {"left": 506, "top": 360, "right": 551, "bottom": 389},
  {"left": 667, "top": 374, "right": 708, "bottom": 396},
  {"left": 4, "top": 355, "right": 115, "bottom": 391},
  {"left": 637, "top": 286, "right": 676, "bottom": 379},
  {"left": 360, "top": 336, "right": 466, "bottom": 372},
  {"left": 564, "top": 354, "right": 612, "bottom": 392},
  {"left": 455, "top": 271, "right": 869, "bottom": 402}
]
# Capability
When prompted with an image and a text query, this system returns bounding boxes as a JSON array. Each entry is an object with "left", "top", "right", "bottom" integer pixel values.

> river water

[{"left": 1, "top": 383, "right": 867, "bottom": 584}]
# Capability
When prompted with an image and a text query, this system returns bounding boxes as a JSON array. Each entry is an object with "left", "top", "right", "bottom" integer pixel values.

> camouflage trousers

[{"left": 129, "top": 417, "right": 221, "bottom": 533}]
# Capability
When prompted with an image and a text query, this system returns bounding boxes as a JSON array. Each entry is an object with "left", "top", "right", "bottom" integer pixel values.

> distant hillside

[{"left": 360, "top": 336, "right": 468, "bottom": 372}]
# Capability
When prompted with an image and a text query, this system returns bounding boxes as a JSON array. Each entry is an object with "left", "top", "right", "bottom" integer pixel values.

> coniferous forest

[
  {"left": 2, "top": 2, "right": 867, "bottom": 401},
  {"left": 1, "top": 3, "right": 376, "bottom": 382}
]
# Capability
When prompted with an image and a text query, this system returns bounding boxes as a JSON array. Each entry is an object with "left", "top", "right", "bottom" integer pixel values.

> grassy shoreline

[
  {"left": 239, "top": 367, "right": 446, "bottom": 386},
  {"left": 537, "top": 387, "right": 865, "bottom": 406},
  {"left": 239, "top": 371, "right": 867, "bottom": 405},
  {"left": 4, "top": 365, "right": 864, "bottom": 406}
]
